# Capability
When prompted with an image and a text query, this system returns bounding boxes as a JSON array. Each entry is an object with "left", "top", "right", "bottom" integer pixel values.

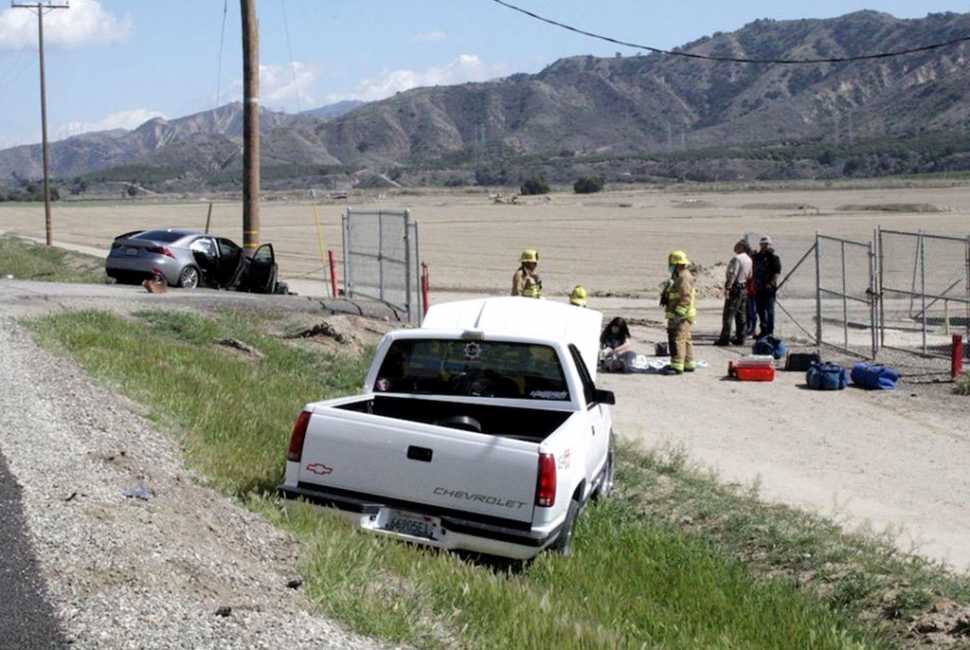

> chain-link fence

[
  {"left": 815, "top": 233, "right": 877, "bottom": 358},
  {"left": 879, "top": 228, "right": 970, "bottom": 358},
  {"left": 765, "top": 228, "right": 968, "bottom": 368},
  {"left": 342, "top": 208, "right": 422, "bottom": 323}
]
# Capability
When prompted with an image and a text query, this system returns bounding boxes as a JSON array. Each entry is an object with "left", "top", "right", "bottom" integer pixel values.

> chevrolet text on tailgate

[{"left": 278, "top": 297, "right": 616, "bottom": 559}]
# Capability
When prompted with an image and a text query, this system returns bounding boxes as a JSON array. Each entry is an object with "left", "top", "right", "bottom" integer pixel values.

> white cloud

[
  {"left": 55, "top": 108, "right": 165, "bottom": 139},
  {"left": 326, "top": 54, "right": 508, "bottom": 103},
  {"left": 411, "top": 30, "right": 446, "bottom": 42},
  {"left": 0, "top": 0, "right": 131, "bottom": 51},
  {"left": 257, "top": 61, "right": 320, "bottom": 111}
]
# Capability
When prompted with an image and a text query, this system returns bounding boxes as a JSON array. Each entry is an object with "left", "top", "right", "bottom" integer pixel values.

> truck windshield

[{"left": 374, "top": 339, "right": 570, "bottom": 401}]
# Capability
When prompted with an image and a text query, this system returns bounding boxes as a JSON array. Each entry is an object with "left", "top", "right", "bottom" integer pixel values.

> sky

[{"left": 0, "top": 0, "right": 967, "bottom": 150}]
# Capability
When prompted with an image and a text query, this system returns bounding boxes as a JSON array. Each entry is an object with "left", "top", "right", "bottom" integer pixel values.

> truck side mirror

[{"left": 594, "top": 388, "right": 615, "bottom": 405}]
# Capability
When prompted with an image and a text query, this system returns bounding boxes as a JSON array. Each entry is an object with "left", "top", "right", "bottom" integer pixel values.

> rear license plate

[
  {"left": 384, "top": 509, "right": 439, "bottom": 539},
  {"left": 125, "top": 247, "right": 139, "bottom": 256}
]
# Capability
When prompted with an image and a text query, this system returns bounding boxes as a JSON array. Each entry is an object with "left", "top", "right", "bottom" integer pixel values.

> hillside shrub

[
  {"left": 574, "top": 176, "right": 605, "bottom": 194},
  {"left": 520, "top": 175, "right": 550, "bottom": 195}
]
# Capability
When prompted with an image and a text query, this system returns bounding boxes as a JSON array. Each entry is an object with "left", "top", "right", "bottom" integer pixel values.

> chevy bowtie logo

[{"left": 306, "top": 463, "right": 333, "bottom": 476}]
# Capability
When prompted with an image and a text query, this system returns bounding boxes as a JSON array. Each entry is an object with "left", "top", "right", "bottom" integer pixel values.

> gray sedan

[{"left": 104, "top": 228, "right": 281, "bottom": 293}]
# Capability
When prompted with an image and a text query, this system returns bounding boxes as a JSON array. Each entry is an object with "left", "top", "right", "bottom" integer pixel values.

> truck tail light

[
  {"left": 535, "top": 453, "right": 556, "bottom": 507},
  {"left": 287, "top": 410, "right": 311, "bottom": 462}
]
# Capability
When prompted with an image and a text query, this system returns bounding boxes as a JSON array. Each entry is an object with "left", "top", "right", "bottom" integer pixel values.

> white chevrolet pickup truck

[{"left": 278, "top": 297, "right": 616, "bottom": 559}]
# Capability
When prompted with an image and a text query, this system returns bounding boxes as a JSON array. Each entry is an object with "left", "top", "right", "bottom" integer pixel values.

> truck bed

[{"left": 338, "top": 395, "right": 570, "bottom": 442}]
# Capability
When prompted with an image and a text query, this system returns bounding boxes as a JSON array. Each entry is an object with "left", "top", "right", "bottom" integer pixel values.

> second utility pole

[{"left": 13, "top": 1, "right": 69, "bottom": 247}]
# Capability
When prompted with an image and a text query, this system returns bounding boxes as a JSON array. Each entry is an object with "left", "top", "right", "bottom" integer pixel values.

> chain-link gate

[
  {"left": 342, "top": 208, "right": 422, "bottom": 323},
  {"left": 878, "top": 228, "right": 970, "bottom": 358},
  {"left": 815, "top": 233, "right": 877, "bottom": 358}
]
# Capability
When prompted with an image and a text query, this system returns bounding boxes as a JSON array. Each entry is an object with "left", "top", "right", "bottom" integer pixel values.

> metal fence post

[
  {"left": 814, "top": 231, "right": 822, "bottom": 345},
  {"left": 876, "top": 226, "right": 886, "bottom": 347},
  {"left": 920, "top": 231, "right": 928, "bottom": 354},
  {"left": 404, "top": 209, "right": 412, "bottom": 323},
  {"left": 377, "top": 210, "right": 385, "bottom": 303},
  {"left": 413, "top": 218, "right": 421, "bottom": 324},
  {"left": 868, "top": 239, "right": 877, "bottom": 359},
  {"left": 343, "top": 209, "right": 352, "bottom": 299}
]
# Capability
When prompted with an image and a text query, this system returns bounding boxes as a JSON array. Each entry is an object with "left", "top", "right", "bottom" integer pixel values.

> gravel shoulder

[{"left": 0, "top": 287, "right": 400, "bottom": 649}]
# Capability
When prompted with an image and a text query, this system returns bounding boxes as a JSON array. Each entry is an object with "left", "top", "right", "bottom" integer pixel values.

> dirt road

[{"left": 596, "top": 320, "right": 970, "bottom": 573}]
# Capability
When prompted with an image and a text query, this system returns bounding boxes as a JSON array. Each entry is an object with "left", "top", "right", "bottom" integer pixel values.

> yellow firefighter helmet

[
  {"left": 520, "top": 248, "right": 539, "bottom": 264},
  {"left": 668, "top": 250, "right": 690, "bottom": 266},
  {"left": 569, "top": 285, "right": 588, "bottom": 307}
]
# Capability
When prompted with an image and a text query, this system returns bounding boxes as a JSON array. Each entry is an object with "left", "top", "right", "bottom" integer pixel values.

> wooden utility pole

[
  {"left": 13, "top": 1, "right": 69, "bottom": 247},
  {"left": 241, "top": 0, "right": 260, "bottom": 254}
]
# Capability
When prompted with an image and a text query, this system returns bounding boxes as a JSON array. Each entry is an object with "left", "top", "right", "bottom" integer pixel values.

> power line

[
  {"left": 487, "top": 0, "right": 970, "bottom": 64},
  {"left": 215, "top": 0, "right": 229, "bottom": 109},
  {"left": 279, "top": 0, "right": 302, "bottom": 113}
]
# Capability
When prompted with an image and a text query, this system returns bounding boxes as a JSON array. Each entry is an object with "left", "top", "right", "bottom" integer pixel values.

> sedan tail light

[{"left": 146, "top": 245, "right": 175, "bottom": 258}]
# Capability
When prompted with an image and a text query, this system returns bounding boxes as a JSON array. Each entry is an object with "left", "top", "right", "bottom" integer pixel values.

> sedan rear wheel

[{"left": 177, "top": 266, "right": 200, "bottom": 289}]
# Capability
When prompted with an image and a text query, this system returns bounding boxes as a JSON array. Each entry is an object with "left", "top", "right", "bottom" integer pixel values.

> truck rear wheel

[{"left": 549, "top": 499, "right": 579, "bottom": 557}]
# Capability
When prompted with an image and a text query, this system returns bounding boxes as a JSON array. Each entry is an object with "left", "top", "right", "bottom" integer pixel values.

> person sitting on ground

[{"left": 599, "top": 316, "right": 636, "bottom": 372}]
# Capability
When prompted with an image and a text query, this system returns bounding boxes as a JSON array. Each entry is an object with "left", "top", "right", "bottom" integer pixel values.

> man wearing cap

[
  {"left": 714, "top": 239, "right": 753, "bottom": 346},
  {"left": 752, "top": 235, "right": 782, "bottom": 338}
]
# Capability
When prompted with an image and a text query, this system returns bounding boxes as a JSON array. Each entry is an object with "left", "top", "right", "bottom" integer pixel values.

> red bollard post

[
  {"left": 952, "top": 334, "right": 964, "bottom": 378},
  {"left": 328, "top": 250, "right": 338, "bottom": 298}
]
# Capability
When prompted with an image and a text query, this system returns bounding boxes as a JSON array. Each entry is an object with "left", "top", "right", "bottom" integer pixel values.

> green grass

[
  {"left": 25, "top": 308, "right": 369, "bottom": 495},
  {"left": 954, "top": 371, "right": 970, "bottom": 395},
  {"left": 0, "top": 233, "right": 107, "bottom": 283},
  {"left": 23, "top": 308, "right": 970, "bottom": 650}
]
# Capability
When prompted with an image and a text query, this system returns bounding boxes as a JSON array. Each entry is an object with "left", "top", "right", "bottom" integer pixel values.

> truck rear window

[{"left": 374, "top": 339, "right": 569, "bottom": 401}]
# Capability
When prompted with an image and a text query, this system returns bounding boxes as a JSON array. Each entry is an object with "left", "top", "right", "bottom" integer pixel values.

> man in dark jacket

[{"left": 752, "top": 235, "right": 782, "bottom": 337}]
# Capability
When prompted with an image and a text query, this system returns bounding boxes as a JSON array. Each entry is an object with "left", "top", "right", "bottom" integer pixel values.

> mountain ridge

[{"left": 2, "top": 10, "right": 968, "bottom": 192}]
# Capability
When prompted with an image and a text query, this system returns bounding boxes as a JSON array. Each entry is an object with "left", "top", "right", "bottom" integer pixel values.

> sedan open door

[{"left": 241, "top": 243, "right": 279, "bottom": 294}]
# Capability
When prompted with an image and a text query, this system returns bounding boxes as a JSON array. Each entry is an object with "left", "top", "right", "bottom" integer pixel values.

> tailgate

[{"left": 298, "top": 408, "right": 538, "bottom": 523}]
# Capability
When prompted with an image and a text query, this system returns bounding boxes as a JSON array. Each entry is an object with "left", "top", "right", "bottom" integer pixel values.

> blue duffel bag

[
  {"left": 850, "top": 363, "right": 899, "bottom": 390},
  {"left": 752, "top": 335, "right": 787, "bottom": 360},
  {"left": 806, "top": 362, "right": 848, "bottom": 390}
]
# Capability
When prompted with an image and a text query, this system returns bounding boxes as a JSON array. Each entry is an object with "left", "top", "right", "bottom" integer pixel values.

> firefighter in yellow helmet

[
  {"left": 662, "top": 250, "right": 697, "bottom": 375},
  {"left": 512, "top": 248, "right": 542, "bottom": 298},
  {"left": 569, "top": 285, "right": 588, "bottom": 307}
]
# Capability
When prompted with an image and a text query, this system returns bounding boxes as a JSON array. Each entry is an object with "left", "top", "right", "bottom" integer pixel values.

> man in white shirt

[{"left": 714, "top": 239, "right": 753, "bottom": 346}]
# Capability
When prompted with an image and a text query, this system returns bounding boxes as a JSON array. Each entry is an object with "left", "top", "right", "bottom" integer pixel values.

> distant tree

[
  {"left": 818, "top": 149, "right": 836, "bottom": 166},
  {"left": 573, "top": 176, "right": 605, "bottom": 194},
  {"left": 520, "top": 175, "right": 549, "bottom": 195}
]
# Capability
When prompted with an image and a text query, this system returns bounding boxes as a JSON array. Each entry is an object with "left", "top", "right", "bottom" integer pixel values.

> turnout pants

[{"left": 667, "top": 320, "right": 695, "bottom": 372}]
